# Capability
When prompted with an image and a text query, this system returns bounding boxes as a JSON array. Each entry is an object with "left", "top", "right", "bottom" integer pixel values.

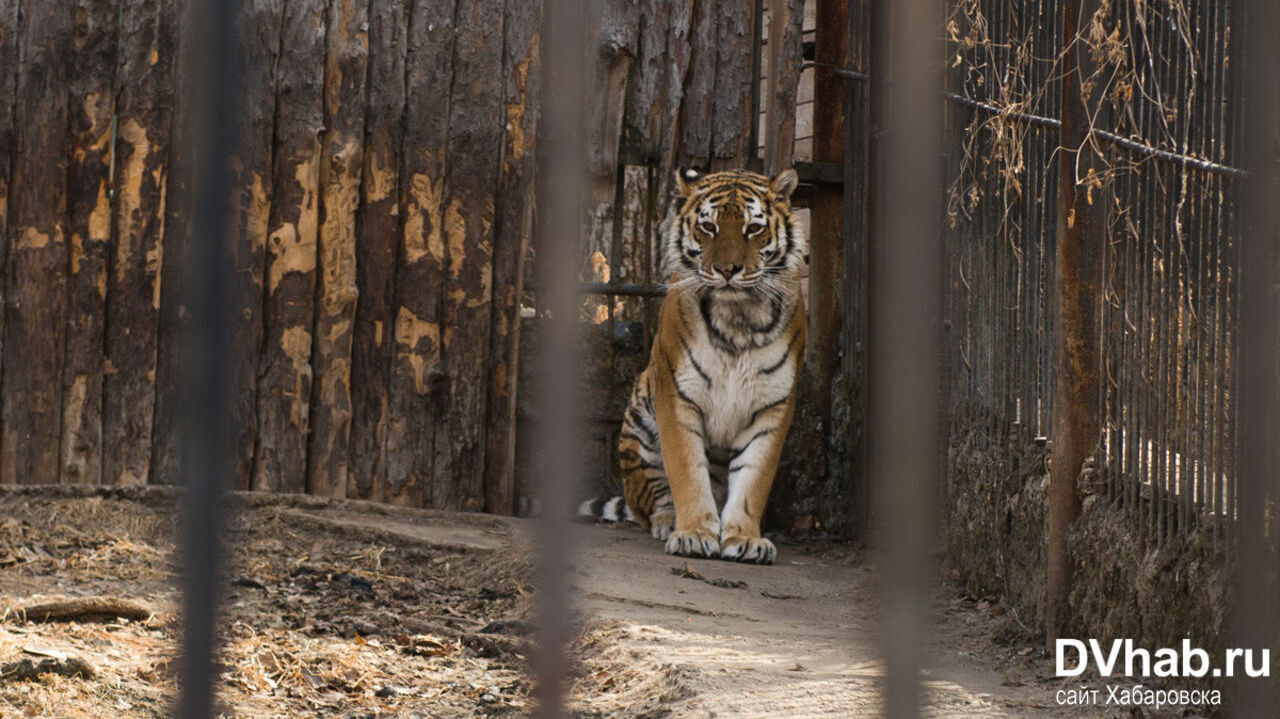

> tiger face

[{"left": 666, "top": 168, "right": 805, "bottom": 294}]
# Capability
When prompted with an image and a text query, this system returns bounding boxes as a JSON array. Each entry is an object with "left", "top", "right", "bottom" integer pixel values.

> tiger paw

[
  {"left": 664, "top": 529, "right": 721, "bottom": 559},
  {"left": 720, "top": 535, "right": 776, "bottom": 564},
  {"left": 649, "top": 512, "right": 675, "bottom": 541}
]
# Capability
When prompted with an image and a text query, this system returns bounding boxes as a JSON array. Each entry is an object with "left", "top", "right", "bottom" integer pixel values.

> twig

[{"left": 14, "top": 596, "right": 156, "bottom": 623}]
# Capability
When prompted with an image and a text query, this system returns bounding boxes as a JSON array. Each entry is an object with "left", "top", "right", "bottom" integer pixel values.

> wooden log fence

[
  {"left": 0, "top": 0, "right": 781, "bottom": 514},
  {"left": 0, "top": 0, "right": 548, "bottom": 513}
]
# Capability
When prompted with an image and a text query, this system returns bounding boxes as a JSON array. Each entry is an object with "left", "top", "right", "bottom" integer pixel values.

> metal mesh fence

[{"left": 943, "top": 0, "right": 1251, "bottom": 546}]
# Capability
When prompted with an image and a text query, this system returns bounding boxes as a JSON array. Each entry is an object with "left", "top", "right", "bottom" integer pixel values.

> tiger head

[{"left": 664, "top": 168, "right": 806, "bottom": 295}]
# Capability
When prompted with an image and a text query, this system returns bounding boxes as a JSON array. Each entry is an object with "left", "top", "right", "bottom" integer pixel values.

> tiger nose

[{"left": 713, "top": 263, "right": 742, "bottom": 279}]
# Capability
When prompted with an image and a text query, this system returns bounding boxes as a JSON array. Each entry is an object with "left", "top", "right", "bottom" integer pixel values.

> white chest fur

[{"left": 674, "top": 299, "right": 796, "bottom": 450}]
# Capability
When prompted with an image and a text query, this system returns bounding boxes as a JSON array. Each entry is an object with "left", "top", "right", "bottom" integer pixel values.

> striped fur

[{"left": 615, "top": 168, "right": 806, "bottom": 564}]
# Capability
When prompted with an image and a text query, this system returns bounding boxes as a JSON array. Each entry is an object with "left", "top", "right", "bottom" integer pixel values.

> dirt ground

[{"left": 1, "top": 487, "right": 1119, "bottom": 718}]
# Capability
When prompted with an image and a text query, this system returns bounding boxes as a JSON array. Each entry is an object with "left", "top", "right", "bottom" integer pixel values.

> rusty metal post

[
  {"left": 1046, "top": 0, "right": 1105, "bottom": 649},
  {"left": 875, "top": 0, "right": 941, "bottom": 716},
  {"left": 1232, "top": 0, "right": 1278, "bottom": 713},
  {"left": 534, "top": 1, "right": 585, "bottom": 717}
]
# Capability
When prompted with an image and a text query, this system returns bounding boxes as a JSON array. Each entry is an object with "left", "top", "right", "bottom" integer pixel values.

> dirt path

[
  {"left": 0, "top": 488, "right": 1080, "bottom": 718},
  {"left": 563, "top": 522, "right": 1074, "bottom": 718}
]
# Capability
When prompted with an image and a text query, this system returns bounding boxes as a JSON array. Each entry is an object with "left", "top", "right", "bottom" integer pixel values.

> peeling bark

[
  {"left": 484, "top": 0, "right": 542, "bottom": 515},
  {"left": 435, "top": 0, "right": 506, "bottom": 511},
  {"left": 385, "top": 0, "right": 456, "bottom": 507},
  {"left": 103, "top": 0, "right": 175, "bottom": 486},
  {"left": 61, "top": 0, "right": 119, "bottom": 485},
  {"left": 1, "top": 3, "right": 72, "bottom": 485},
  {"left": 709, "top": 0, "right": 756, "bottom": 169},
  {"left": 253, "top": 0, "right": 327, "bottom": 493},
  {"left": 306, "top": 0, "right": 369, "bottom": 499},
  {"left": 348, "top": 0, "right": 405, "bottom": 502}
]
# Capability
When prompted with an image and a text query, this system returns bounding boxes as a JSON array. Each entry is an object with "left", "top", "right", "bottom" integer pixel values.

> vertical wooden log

[
  {"left": 348, "top": 0, "right": 406, "bottom": 502},
  {"left": 385, "top": 0, "right": 456, "bottom": 507},
  {"left": 0, "top": 0, "right": 15, "bottom": 483},
  {"left": 227, "top": 0, "right": 284, "bottom": 489},
  {"left": 677, "top": 0, "right": 718, "bottom": 169},
  {"left": 252, "top": 0, "right": 326, "bottom": 493},
  {"left": 61, "top": 0, "right": 119, "bottom": 485},
  {"left": 625, "top": 0, "right": 673, "bottom": 163},
  {"left": 483, "top": 0, "right": 542, "bottom": 515},
  {"left": 628, "top": 0, "right": 693, "bottom": 275},
  {"left": 435, "top": 0, "right": 506, "bottom": 511},
  {"left": 307, "top": 0, "right": 369, "bottom": 499},
  {"left": 0, "top": 0, "right": 16, "bottom": 267},
  {"left": 763, "top": 0, "right": 803, "bottom": 175},
  {"left": 154, "top": 0, "right": 284, "bottom": 488},
  {"left": 806, "top": 0, "right": 848, "bottom": 419},
  {"left": 709, "top": 0, "right": 756, "bottom": 169},
  {"left": 585, "top": 2, "right": 636, "bottom": 203},
  {"left": 582, "top": 0, "right": 635, "bottom": 297},
  {"left": 103, "top": 0, "right": 175, "bottom": 486},
  {"left": 840, "top": 0, "right": 876, "bottom": 539},
  {"left": 149, "top": 0, "right": 191, "bottom": 487},
  {"left": 1, "top": 4, "right": 72, "bottom": 485}
]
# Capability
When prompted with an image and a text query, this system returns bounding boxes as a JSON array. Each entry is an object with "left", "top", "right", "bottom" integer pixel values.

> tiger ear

[
  {"left": 770, "top": 168, "right": 799, "bottom": 201},
  {"left": 676, "top": 168, "right": 702, "bottom": 198}
]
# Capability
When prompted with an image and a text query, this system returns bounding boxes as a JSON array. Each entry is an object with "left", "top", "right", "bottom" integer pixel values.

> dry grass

[{"left": 0, "top": 490, "right": 535, "bottom": 718}]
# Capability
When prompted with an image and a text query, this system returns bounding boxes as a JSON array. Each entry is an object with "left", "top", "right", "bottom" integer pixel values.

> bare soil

[
  {"left": 1, "top": 488, "right": 533, "bottom": 718},
  {"left": 1, "top": 487, "right": 1105, "bottom": 717}
]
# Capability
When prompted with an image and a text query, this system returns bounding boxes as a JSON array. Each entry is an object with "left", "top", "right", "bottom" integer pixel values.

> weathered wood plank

[
  {"left": 348, "top": 0, "right": 405, "bottom": 502},
  {"left": 225, "top": 0, "right": 285, "bottom": 489},
  {"left": 806, "top": 0, "right": 848, "bottom": 419},
  {"left": 677, "top": 0, "right": 718, "bottom": 169},
  {"left": 252, "top": 0, "right": 327, "bottom": 493},
  {"left": 1, "top": 3, "right": 72, "bottom": 485},
  {"left": 307, "top": 0, "right": 369, "bottom": 499},
  {"left": 434, "top": 0, "right": 506, "bottom": 511},
  {"left": 103, "top": 0, "right": 176, "bottom": 486},
  {"left": 61, "top": 0, "right": 120, "bottom": 485},
  {"left": 583, "top": 0, "right": 637, "bottom": 294},
  {"left": 625, "top": 0, "right": 693, "bottom": 168},
  {"left": 153, "top": 0, "right": 284, "bottom": 489},
  {"left": 764, "top": 0, "right": 804, "bottom": 175},
  {"left": 630, "top": 0, "right": 693, "bottom": 278},
  {"left": 0, "top": 3, "right": 19, "bottom": 442},
  {"left": 483, "top": 0, "right": 542, "bottom": 515},
  {"left": 585, "top": 1, "right": 637, "bottom": 203},
  {"left": 710, "top": 0, "right": 756, "bottom": 169},
  {"left": 385, "top": 0, "right": 456, "bottom": 507},
  {"left": 147, "top": 0, "right": 191, "bottom": 487}
]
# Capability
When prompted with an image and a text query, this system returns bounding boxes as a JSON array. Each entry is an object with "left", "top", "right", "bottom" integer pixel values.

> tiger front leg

[
  {"left": 719, "top": 400, "right": 794, "bottom": 564},
  {"left": 653, "top": 392, "right": 721, "bottom": 559}
]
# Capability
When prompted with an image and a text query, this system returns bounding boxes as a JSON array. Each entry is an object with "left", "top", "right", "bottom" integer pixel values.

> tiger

[{"left": 596, "top": 167, "right": 807, "bottom": 565}]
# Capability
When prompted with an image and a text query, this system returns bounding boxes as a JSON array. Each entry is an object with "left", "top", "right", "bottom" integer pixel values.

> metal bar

[
  {"left": 522, "top": 281, "right": 667, "bottom": 298},
  {"left": 177, "top": 0, "right": 239, "bottom": 716},
  {"left": 1232, "top": 0, "right": 1278, "bottom": 710},
  {"left": 876, "top": 0, "right": 939, "bottom": 715},
  {"left": 534, "top": 1, "right": 584, "bottom": 716},
  {"left": 943, "top": 91, "right": 1249, "bottom": 178},
  {"left": 799, "top": 61, "right": 869, "bottom": 81}
]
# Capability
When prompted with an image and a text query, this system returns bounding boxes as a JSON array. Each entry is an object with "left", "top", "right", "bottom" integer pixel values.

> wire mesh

[{"left": 943, "top": 0, "right": 1248, "bottom": 546}]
